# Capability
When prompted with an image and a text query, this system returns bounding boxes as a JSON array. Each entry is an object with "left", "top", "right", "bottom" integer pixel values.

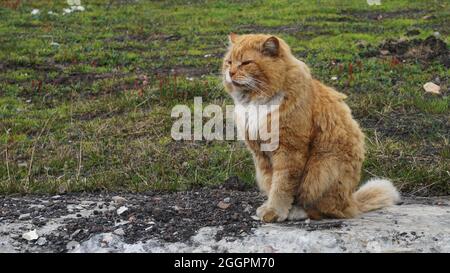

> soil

[
  {"left": 1, "top": 187, "right": 449, "bottom": 253},
  {"left": 0, "top": 185, "right": 265, "bottom": 252},
  {"left": 360, "top": 35, "right": 450, "bottom": 68},
  {"left": 343, "top": 9, "right": 428, "bottom": 21}
]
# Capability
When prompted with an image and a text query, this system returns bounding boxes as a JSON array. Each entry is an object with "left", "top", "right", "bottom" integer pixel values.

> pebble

[
  {"left": 217, "top": 201, "right": 230, "bottom": 210},
  {"left": 423, "top": 82, "right": 441, "bottom": 94},
  {"left": 22, "top": 230, "right": 39, "bottom": 241},
  {"left": 112, "top": 196, "right": 127, "bottom": 205},
  {"left": 70, "top": 229, "right": 82, "bottom": 239},
  {"left": 223, "top": 197, "right": 231, "bottom": 203},
  {"left": 101, "top": 234, "right": 114, "bottom": 247},
  {"left": 243, "top": 204, "right": 253, "bottom": 213},
  {"left": 113, "top": 228, "right": 125, "bottom": 236},
  {"left": 114, "top": 220, "right": 130, "bottom": 227},
  {"left": 18, "top": 161, "right": 27, "bottom": 168},
  {"left": 18, "top": 213, "right": 31, "bottom": 220},
  {"left": 36, "top": 237, "right": 47, "bottom": 246},
  {"left": 172, "top": 205, "right": 182, "bottom": 211},
  {"left": 66, "top": 241, "right": 80, "bottom": 251},
  {"left": 116, "top": 206, "right": 128, "bottom": 215},
  {"left": 263, "top": 245, "right": 276, "bottom": 253}
]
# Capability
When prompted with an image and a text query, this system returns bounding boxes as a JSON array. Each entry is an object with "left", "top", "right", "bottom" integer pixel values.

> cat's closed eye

[{"left": 240, "top": 60, "right": 253, "bottom": 66}]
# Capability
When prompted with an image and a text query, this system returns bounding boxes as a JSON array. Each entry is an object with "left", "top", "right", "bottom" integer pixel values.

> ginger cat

[{"left": 222, "top": 33, "right": 400, "bottom": 222}]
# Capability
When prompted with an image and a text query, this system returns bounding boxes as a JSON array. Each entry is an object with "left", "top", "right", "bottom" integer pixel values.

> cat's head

[{"left": 222, "top": 33, "right": 291, "bottom": 100}]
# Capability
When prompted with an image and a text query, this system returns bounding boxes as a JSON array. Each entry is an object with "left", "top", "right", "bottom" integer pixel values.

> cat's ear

[
  {"left": 262, "top": 36, "right": 279, "bottom": 56},
  {"left": 228, "top": 33, "right": 239, "bottom": 44}
]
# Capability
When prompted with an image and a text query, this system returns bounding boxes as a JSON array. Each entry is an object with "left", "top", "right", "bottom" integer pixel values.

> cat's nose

[{"left": 229, "top": 70, "right": 236, "bottom": 77}]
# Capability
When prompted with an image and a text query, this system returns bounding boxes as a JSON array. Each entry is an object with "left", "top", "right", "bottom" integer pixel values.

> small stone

[
  {"left": 367, "top": 0, "right": 381, "bottom": 6},
  {"left": 231, "top": 213, "right": 239, "bottom": 220},
  {"left": 114, "top": 220, "right": 130, "bottom": 227},
  {"left": 380, "top": 50, "right": 390, "bottom": 55},
  {"left": 18, "top": 213, "right": 31, "bottom": 220},
  {"left": 423, "top": 82, "right": 441, "bottom": 94},
  {"left": 36, "top": 237, "right": 47, "bottom": 246},
  {"left": 243, "top": 204, "right": 252, "bottom": 213},
  {"left": 31, "top": 9, "right": 40, "bottom": 15},
  {"left": 18, "top": 161, "right": 27, "bottom": 168},
  {"left": 101, "top": 234, "right": 114, "bottom": 247},
  {"left": 263, "top": 245, "right": 276, "bottom": 253},
  {"left": 422, "top": 14, "right": 435, "bottom": 20},
  {"left": 10, "top": 234, "right": 19, "bottom": 239},
  {"left": 116, "top": 206, "right": 128, "bottom": 215},
  {"left": 331, "top": 76, "right": 338, "bottom": 81},
  {"left": 217, "top": 201, "right": 230, "bottom": 210},
  {"left": 433, "top": 31, "right": 441, "bottom": 38},
  {"left": 22, "top": 230, "right": 39, "bottom": 241},
  {"left": 51, "top": 195, "right": 61, "bottom": 200},
  {"left": 112, "top": 196, "right": 127, "bottom": 205},
  {"left": 66, "top": 241, "right": 80, "bottom": 250},
  {"left": 113, "top": 228, "right": 125, "bottom": 236},
  {"left": 70, "top": 229, "right": 82, "bottom": 239},
  {"left": 223, "top": 197, "right": 231, "bottom": 203},
  {"left": 251, "top": 215, "right": 260, "bottom": 221},
  {"left": 305, "top": 218, "right": 311, "bottom": 224}
]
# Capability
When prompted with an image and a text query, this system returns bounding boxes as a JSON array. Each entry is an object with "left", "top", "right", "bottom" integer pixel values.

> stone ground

[{"left": 1, "top": 185, "right": 449, "bottom": 253}]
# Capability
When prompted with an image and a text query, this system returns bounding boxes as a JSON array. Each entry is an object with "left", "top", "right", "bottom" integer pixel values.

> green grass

[{"left": 0, "top": 0, "right": 449, "bottom": 195}]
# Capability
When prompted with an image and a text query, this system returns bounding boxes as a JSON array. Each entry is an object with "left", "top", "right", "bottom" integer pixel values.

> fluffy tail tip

[{"left": 354, "top": 178, "right": 401, "bottom": 213}]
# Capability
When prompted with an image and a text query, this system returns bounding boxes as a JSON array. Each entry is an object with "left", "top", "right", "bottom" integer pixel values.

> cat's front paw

[{"left": 256, "top": 204, "right": 288, "bottom": 223}]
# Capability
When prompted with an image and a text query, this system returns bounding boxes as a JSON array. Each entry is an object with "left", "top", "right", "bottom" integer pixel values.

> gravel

[{"left": 1, "top": 186, "right": 449, "bottom": 253}]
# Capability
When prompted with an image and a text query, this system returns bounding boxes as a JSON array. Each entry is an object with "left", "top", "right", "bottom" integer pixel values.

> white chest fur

[{"left": 231, "top": 91, "right": 284, "bottom": 141}]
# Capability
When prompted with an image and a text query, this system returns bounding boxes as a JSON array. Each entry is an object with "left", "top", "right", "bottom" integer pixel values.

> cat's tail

[{"left": 353, "top": 178, "right": 401, "bottom": 213}]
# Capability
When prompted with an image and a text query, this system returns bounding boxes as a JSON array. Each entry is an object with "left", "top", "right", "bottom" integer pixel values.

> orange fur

[{"left": 222, "top": 34, "right": 400, "bottom": 222}]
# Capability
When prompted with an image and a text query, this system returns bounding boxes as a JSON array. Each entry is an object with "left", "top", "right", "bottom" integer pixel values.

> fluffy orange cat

[{"left": 222, "top": 33, "right": 400, "bottom": 222}]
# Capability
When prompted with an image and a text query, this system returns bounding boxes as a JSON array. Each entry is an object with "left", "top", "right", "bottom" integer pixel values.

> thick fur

[
  {"left": 222, "top": 34, "right": 400, "bottom": 222},
  {"left": 354, "top": 178, "right": 401, "bottom": 212}
]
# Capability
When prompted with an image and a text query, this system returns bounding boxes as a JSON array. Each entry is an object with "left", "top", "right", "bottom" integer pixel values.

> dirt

[
  {"left": 237, "top": 24, "right": 332, "bottom": 40},
  {"left": 110, "top": 33, "right": 182, "bottom": 43},
  {"left": 1, "top": 188, "right": 449, "bottom": 253},
  {"left": 0, "top": 187, "right": 265, "bottom": 252},
  {"left": 343, "top": 9, "right": 429, "bottom": 21},
  {"left": 358, "top": 110, "right": 450, "bottom": 141},
  {"left": 360, "top": 35, "right": 450, "bottom": 68}
]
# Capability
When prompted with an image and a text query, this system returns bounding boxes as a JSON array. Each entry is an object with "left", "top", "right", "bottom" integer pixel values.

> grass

[{"left": 0, "top": 0, "right": 449, "bottom": 195}]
